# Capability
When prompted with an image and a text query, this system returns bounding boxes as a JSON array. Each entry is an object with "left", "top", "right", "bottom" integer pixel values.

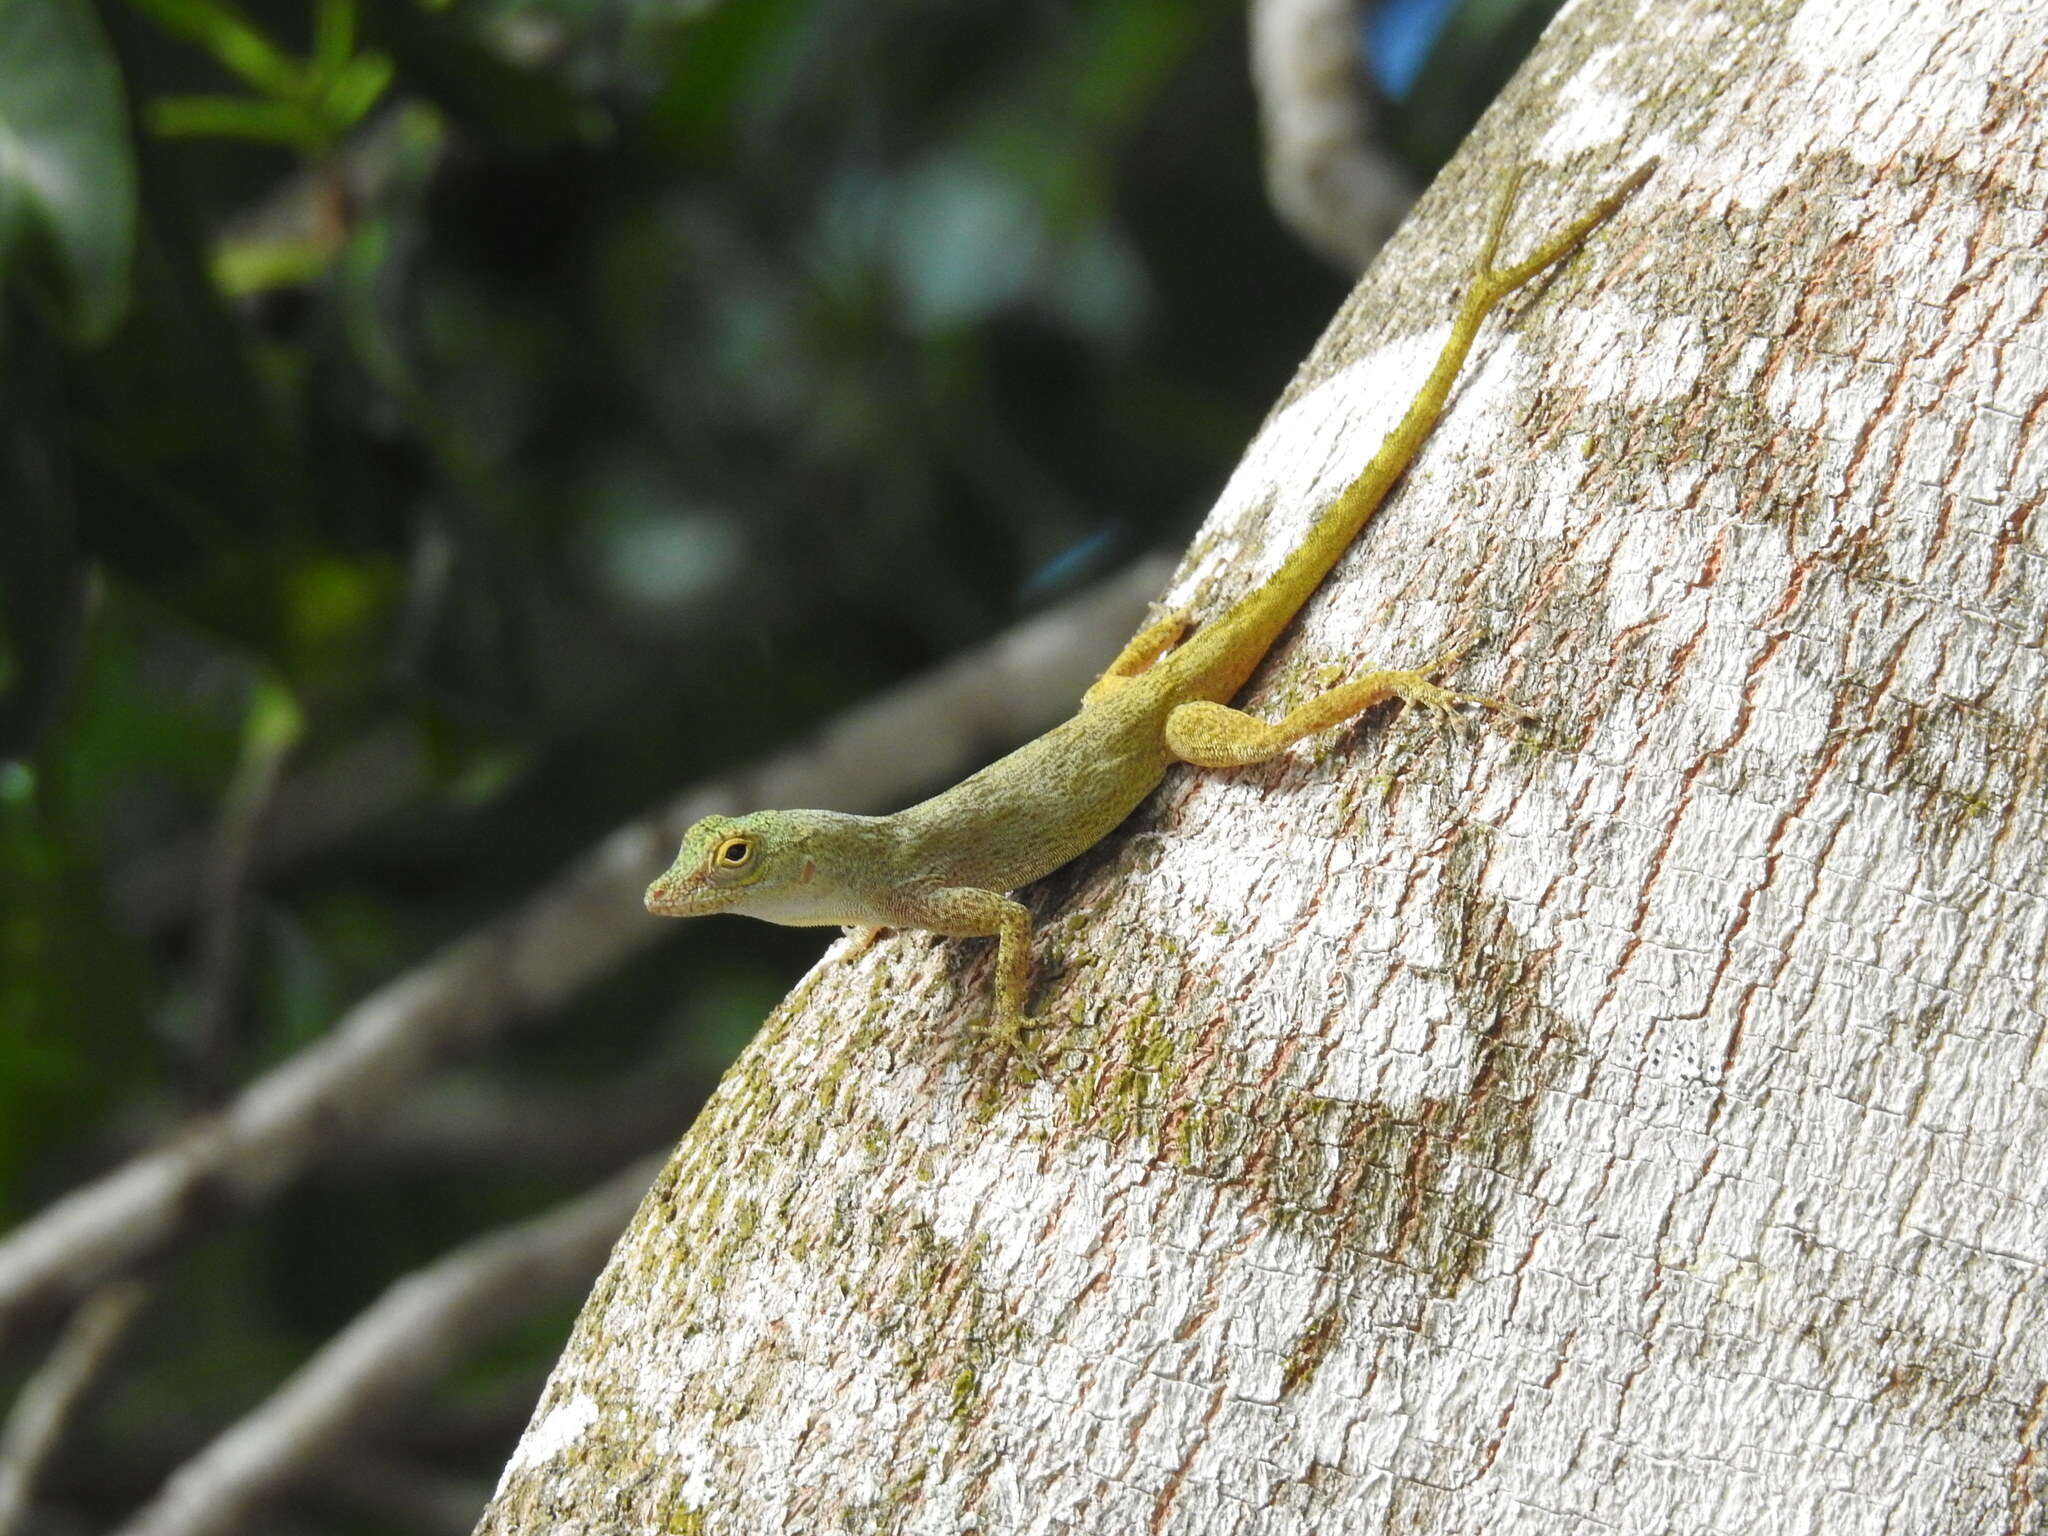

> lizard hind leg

[
  {"left": 1084, "top": 610, "right": 1190, "bottom": 706},
  {"left": 1164, "top": 639, "right": 1525, "bottom": 769}
]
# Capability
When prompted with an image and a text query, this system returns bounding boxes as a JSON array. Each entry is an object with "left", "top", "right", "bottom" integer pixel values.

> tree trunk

[{"left": 478, "top": 0, "right": 2048, "bottom": 1530}]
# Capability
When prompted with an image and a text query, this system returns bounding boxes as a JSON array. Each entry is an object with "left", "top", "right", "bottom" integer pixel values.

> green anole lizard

[{"left": 647, "top": 162, "right": 1652, "bottom": 1048}]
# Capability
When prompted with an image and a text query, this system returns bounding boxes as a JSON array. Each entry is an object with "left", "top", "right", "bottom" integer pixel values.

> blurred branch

[
  {"left": 350, "top": 1056, "right": 708, "bottom": 1175},
  {"left": 1250, "top": 0, "right": 1413, "bottom": 271},
  {"left": 112, "top": 720, "right": 429, "bottom": 936},
  {"left": 0, "top": 1281, "right": 149, "bottom": 1536},
  {"left": 367, "top": 1376, "right": 547, "bottom": 1462},
  {"left": 309, "top": 1451, "right": 490, "bottom": 1536},
  {"left": 111, "top": 1154, "right": 662, "bottom": 1536},
  {"left": 0, "top": 556, "right": 1171, "bottom": 1349}
]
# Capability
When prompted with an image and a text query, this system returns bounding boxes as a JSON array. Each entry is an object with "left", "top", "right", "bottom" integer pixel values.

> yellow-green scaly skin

[{"left": 647, "top": 163, "right": 1653, "bottom": 1047}]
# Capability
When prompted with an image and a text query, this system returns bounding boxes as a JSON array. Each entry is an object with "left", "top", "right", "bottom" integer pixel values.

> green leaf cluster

[{"left": 135, "top": 0, "right": 395, "bottom": 151}]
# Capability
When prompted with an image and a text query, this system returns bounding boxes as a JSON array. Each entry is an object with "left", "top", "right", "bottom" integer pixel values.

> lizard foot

[
  {"left": 1394, "top": 634, "right": 1536, "bottom": 738},
  {"left": 976, "top": 1009, "right": 1048, "bottom": 1082}
]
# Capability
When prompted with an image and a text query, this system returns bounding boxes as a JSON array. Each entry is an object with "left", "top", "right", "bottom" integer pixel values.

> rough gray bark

[{"left": 479, "top": 0, "right": 2048, "bottom": 1530}]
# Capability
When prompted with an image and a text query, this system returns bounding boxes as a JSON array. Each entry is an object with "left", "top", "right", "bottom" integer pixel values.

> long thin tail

[{"left": 1170, "top": 160, "right": 1656, "bottom": 694}]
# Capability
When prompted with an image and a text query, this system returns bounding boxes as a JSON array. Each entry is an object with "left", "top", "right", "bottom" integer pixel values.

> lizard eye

[{"left": 710, "top": 835, "right": 755, "bottom": 873}]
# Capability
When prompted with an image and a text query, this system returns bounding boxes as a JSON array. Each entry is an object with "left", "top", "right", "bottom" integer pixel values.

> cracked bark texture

[{"left": 478, "top": 0, "right": 2048, "bottom": 1530}]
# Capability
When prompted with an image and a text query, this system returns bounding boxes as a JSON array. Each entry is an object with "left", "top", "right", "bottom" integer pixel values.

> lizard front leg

[{"left": 878, "top": 883, "right": 1039, "bottom": 1052}]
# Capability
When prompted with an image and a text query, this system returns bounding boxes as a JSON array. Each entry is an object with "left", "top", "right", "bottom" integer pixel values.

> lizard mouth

[{"left": 644, "top": 873, "right": 741, "bottom": 918}]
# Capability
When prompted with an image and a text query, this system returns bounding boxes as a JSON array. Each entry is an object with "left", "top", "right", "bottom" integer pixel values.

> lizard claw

[
  {"left": 1387, "top": 671, "right": 1476, "bottom": 739},
  {"left": 1404, "top": 632, "right": 1535, "bottom": 735},
  {"left": 978, "top": 1010, "right": 1048, "bottom": 1081}
]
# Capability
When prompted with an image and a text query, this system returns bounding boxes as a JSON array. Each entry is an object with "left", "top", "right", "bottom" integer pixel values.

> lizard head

[
  {"left": 644, "top": 810, "right": 877, "bottom": 927},
  {"left": 645, "top": 813, "right": 789, "bottom": 918}
]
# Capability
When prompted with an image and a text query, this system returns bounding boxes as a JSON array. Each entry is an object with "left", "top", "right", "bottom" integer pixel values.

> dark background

[{"left": 0, "top": 0, "right": 1552, "bottom": 1524}]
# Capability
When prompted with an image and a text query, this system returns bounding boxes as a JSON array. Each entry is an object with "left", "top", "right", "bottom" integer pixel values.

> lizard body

[{"left": 647, "top": 163, "right": 1652, "bottom": 1044}]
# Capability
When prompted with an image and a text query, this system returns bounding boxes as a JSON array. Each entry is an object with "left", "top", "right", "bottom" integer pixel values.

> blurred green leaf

[
  {"left": 0, "top": 0, "right": 138, "bottom": 342},
  {"left": 123, "top": 0, "right": 303, "bottom": 98},
  {"left": 647, "top": 0, "right": 807, "bottom": 155},
  {"left": 312, "top": 0, "right": 357, "bottom": 82},
  {"left": 208, "top": 235, "right": 336, "bottom": 295},
  {"left": 244, "top": 675, "right": 305, "bottom": 756},
  {"left": 319, "top": 49, "right": 395, "bottom": 132},
  {"left": 148, "top": 93, "right": 326, "bottom": 147}
]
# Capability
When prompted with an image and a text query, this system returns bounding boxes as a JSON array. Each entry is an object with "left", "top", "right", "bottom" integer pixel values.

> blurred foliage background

[{"left": 0, "top": 0, "right": 1553, "bottom": 1524}]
